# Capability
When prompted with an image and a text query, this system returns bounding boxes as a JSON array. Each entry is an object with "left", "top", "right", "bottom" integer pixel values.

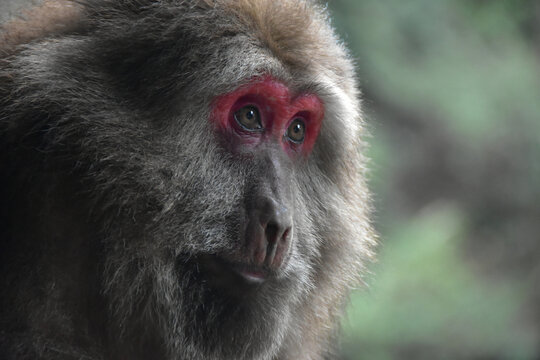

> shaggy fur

[{"left": 0, "top": 1, "right": 375, "bottom": 359}]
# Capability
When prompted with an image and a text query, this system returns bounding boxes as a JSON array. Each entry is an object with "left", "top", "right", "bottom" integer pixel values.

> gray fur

[{"left": 0, "top": 1, "right": 375, "bottom": 359}]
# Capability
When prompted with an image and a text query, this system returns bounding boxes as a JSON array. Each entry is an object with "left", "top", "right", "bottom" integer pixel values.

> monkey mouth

[
  {"left": 235, "top": 268, "right": 267, "bottom": 284},
  {"left": 194, "top": 254, "right": 273, "bottom": 295}
]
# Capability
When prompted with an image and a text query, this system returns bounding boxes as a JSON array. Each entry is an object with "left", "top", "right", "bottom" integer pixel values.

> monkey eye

[
  {"left": 234, "top": 105, "right": 263, "bottom": 131},
  {"left": 286, "top": 118, "right": 306, "bottom": 143}
]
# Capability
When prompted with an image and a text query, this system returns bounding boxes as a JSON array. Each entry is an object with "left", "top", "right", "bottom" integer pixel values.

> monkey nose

[{"left": 245, "top": 199, "right": 292, "bottom": 269}]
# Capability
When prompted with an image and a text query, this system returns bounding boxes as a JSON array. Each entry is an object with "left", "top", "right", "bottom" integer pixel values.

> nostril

[
  {"left": 280, "top": 228, "right": 290, "bottom": 244},
  {"left": 265, "top": 222, "right": 279, "bottom": 244}
]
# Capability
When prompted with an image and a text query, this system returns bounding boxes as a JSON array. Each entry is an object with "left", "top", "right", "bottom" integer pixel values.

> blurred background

[{"left": 327, "top": 1, "right": 540, "bottom": 359}]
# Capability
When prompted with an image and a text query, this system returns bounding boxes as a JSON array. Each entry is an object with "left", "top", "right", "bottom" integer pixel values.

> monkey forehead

[
  {"left": 219, "top": 0, "right": 347, "bottom": 72},
  {"left": 180, "top": 1, "right": 357, "bottom": 95}
]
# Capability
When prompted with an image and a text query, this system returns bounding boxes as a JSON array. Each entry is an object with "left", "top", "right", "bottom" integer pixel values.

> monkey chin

[{"left": 194, "top": 254, "right": 281, "bottom": 297}]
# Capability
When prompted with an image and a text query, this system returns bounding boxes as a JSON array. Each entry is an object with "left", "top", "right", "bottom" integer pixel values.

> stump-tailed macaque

[{"left": 0, "top": 1, "right": 375, "bottom": 359}]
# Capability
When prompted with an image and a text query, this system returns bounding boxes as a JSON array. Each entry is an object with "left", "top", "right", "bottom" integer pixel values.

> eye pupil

[{"left": 234, "top": 105, "right": 262, "bottom": 131}]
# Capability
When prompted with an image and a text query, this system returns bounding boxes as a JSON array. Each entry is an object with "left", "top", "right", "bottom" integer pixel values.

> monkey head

[{"left": 0, "top": 1, "right": 375, "bottom": 359}]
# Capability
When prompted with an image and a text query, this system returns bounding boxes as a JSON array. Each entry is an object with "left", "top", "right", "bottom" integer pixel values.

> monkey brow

[{"left": 292, "top": 81, "right": 330, "bottom": 98}]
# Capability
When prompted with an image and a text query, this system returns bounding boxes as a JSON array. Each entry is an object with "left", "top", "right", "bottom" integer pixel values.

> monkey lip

[
  {"left": 195, "top": 254, "right": 272, "bottom": 292},
  {"left": 231, "top": 265, "right": 268, "bottom": 284},
  {"left": 217, "top": 257, "right": 272, "bottom": 284}
]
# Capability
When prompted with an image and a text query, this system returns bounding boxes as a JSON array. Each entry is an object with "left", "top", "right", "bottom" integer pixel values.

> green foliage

[
  {"left": 341, "top": 205, "right": 536, "bottom": 359},
  {"left": 329, "top": 0, "right": 540, "bottom": 358},
  {"left": 331, "top": 0, "right": 540, "bottom": 142}
]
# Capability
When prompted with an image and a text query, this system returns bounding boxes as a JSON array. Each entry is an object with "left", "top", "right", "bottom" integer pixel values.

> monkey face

[{"left": 187, "top": 76, "right": 324, "bottom": 291}]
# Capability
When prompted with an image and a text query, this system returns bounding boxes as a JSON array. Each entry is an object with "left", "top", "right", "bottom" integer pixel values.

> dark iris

[
  {"left": 234, "top": 105, "right": 262, "bottom": 131},
  {"left": 286, "top": 118, "right": 305, "bottom": 143}
]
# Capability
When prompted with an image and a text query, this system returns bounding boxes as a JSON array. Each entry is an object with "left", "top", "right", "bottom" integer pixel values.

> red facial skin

[{"left": 211, "top": 77, "right": 324, "bottom": 156}]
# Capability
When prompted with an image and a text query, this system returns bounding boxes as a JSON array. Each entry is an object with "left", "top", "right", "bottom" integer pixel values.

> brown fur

[
  {"left": 225, "top": 0, "right": 320, "bottom": 66},
  {"left": 0, "top": 0, "right": 81, "bottom": 56}
]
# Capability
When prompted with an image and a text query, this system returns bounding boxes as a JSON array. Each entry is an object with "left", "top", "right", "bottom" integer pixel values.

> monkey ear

[{"left": 0, "top": 0, "right": 82, "bottom": 55}]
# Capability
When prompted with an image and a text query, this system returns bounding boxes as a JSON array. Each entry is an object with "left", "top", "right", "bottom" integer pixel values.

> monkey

[{"left": 0, "top": 0, "right": 376, "bottom": 359}]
